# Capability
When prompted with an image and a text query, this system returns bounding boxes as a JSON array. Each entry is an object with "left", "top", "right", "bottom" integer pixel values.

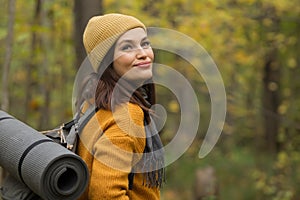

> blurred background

[{"left": 0, "top": 0, "right": 300, "bottom": 199}]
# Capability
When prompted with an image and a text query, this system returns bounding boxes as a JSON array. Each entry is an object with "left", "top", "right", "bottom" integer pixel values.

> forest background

[{"left": 1, "top": 0, "right": 300, "bottom": 199}]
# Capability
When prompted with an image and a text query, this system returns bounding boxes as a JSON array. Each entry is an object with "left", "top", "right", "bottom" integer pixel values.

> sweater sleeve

[{"left": 87, "top": 103, "right": 146, "bottom": 200}]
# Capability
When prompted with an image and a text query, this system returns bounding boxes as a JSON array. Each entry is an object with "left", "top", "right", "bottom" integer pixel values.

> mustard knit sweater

[{"left": 76, "top": 103, "right": 160, "bottom": 200}]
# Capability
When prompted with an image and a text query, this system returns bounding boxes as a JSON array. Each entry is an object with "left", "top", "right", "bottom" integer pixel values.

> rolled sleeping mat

[{"left": 0, "top": 110, "right": 89, "bottom": 200}]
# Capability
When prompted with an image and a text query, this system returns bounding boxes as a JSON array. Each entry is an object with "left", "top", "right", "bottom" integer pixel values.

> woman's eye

[
  {"left": 142, "top": 41, "right": 151, "bottom": 48},
  {"left": 121, "top": 44, "right": 132, "bottom": 51}
]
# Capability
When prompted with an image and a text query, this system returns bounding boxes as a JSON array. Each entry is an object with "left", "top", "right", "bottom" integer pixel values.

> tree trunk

[
  {"left": 24, "top": 0, "right": 43, "bottom": 121},
  {"left": 259, "top": 4, "right": 281, "bottom": 153},
  {"left": 38, "top": 0, "right": 50, "bottom": 130},
  {"left": 1, "top": 0, "right": 15, "bottom": 112},
  {"left": 262, "top": 50, "right": 280, "bottom": 153},
  {"left": 73, "top": 0, "right": 103, "bottom": 69},
  {"left": 1, "top": 0, "right": 16, "bottom": 187}
]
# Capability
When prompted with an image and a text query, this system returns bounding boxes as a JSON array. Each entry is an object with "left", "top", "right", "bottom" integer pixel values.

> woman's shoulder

[
  {"left": 95, "top": 103, "right": 144, "bottom": 122},
  {"left": 93, "top": 103, "right": 145, "bottom": 138},
  {"left": 83, "top": 103, "right": 143, "bottom": 138},
  {"left": 127, "top": 102, "right": 145, "bottom": 119},
  {"left": 115, "top": 103, "right": 144, "bottom": 125}
]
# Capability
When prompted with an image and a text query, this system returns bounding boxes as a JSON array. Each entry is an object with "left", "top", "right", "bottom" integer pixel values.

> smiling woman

[{"left": 74, "top": 13, "right": 165, "bottom": 200}]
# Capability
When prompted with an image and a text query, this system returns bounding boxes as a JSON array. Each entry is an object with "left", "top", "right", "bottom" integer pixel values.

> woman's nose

[{"left": 136, "top": 47, "right": 147, "bottom": 59}]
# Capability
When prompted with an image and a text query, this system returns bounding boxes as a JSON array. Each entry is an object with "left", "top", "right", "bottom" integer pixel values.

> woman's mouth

[{"left": 133, "top": 61, "right": 152, "bottom": 68}]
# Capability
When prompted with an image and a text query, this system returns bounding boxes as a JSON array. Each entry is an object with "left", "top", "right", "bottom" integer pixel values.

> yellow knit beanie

[{"left": 83, "top": 13, "right": 146, "bottom": 72}]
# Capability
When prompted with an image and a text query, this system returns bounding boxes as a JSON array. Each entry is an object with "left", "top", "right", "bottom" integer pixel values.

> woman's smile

[{"left": 133, "top": 61, "right": 152, "bottom": 68}]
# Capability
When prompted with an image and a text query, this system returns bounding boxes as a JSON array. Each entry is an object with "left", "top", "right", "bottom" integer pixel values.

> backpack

[{"left": 41, "top": 106, "right": 96, "bottom": 153}]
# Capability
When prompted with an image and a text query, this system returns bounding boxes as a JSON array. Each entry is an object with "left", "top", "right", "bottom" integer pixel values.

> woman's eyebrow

[
  {"left": 117, "top": 40, "right": 134, "bottom": 46},
  {"left": 141, "top": 36, "right": 149, "bottom": 42},
  {"left": 117, "top": 37, "right": 148, "bottom": 46}
]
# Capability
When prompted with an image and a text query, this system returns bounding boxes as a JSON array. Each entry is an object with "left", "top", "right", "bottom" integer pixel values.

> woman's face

[{"left": 113, "top": 28, "right": 154, "bottom": 82}]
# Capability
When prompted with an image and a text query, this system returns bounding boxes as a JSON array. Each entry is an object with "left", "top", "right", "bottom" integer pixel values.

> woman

[{"left": 75, "top": 13, "right": 164, "bottom": 200}]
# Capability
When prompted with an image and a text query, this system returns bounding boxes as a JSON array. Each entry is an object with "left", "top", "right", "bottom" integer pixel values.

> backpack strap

[
  {"left": 65, "top": 107, "right": 96, "bottom": 150},
  {"left": 78, "top": 107, "right": 98, "bottom": 133},
  {"left": 128, "top": 172, "right": 135, "bottom": 190}
]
